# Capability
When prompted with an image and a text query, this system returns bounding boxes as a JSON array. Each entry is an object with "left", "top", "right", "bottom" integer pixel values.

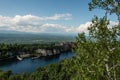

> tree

[
  {"left": 89, "top": 0, "right": 120, "bottom": 24},
  {"left": 75, "top": 0, "right": 120, "bottom": 80}
]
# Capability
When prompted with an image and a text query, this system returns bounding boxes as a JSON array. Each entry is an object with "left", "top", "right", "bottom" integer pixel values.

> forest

[{"left": 0, "top": 0, "right": 120, "bottom": 80}]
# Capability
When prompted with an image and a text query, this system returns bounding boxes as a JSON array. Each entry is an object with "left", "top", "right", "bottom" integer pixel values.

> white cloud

[
  {"left": 39, "top": 13, "right": 72, "bottom": 20},
  {"left": 0, "top": 13, "right": 72, "bottom": 27},
  {"left": 13, "top": 15, "right": 40, "bottom": 23},
  {"left": 0, "top": 14, "right": 118, "bottom": 34},
  {"left": 109, "top": 21, "right": 118, "bottom": 27},
  {"left": 76, "top": 22, "right": 92, "bottom": 33},
  {"left": 0, "top": 14, "right": 73, "bottom": 33},
  {"left": 76, "top": 21, "right": 118, "bottom": 34},
  {"left": 40, "top": 23, "right": 75, "bottom": 33}
]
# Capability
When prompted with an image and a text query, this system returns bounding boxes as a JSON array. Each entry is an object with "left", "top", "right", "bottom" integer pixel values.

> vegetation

[
  {"left": 0, "top": 0, "right": 120, "bottom": 80},
  {"left": 0, "top": 43, "right": 72, "bottom": 60}
]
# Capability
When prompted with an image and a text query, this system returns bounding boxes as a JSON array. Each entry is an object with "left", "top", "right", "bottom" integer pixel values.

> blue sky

[{"left": 0, "top": 0, "right": 117, "bottom": 33}]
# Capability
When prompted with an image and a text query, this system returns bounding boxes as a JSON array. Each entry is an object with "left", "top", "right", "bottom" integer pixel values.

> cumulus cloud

[
  {"left": 39, "top": 13, "right": 72, "bottom": 20},
  {"left": 109, "top": 21, "right": 118, "bottom": 27},
  {"left": 0, "top": 14, "right": 118, "bottom": 33},
  {"left": 39, "top": 23, "right": 75, "bottom": 33},
  {"left": 76, "top": 21, "right": 118, "bottom": 34},
  {"left": 76, "top": 22, "right": 92, "bottom": 33},
  {"left": 0, "top": 14, "right": 73, "bottom": 33}
]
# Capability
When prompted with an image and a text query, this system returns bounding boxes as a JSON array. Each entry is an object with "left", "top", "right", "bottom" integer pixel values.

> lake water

[{"left": 0, "top": 52, "right": 75, "bottom": 73}]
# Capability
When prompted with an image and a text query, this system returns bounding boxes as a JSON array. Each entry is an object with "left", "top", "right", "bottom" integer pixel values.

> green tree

[
  {"left": 89, "top": 0, "right": 120, "bottom": 24},
  {"left": 75, "top": 0, "right": 120, "bottom": 80}
]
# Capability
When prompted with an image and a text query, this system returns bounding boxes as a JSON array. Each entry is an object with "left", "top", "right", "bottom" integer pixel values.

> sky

[{"left": 0, "top": 0, "right": 118, "bottom": 34}]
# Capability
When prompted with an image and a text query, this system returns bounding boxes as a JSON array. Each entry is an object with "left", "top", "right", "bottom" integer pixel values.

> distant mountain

[
  {"left": 0, "top": 30, "right": 31, "bottom": 34},
  {"left": 0, "top": 29, "right": 77, "bottom": 36},
  {"left": 0, "top": 31, "right": 76, "bottom": 44}
]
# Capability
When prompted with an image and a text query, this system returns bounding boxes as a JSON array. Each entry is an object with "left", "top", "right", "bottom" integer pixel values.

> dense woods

[{"left": 0, "top": 0, "right": 120, "bottom": 80}]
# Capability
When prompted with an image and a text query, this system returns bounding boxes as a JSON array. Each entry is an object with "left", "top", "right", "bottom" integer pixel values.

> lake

[{"left": 0, "top": 52, "right": 75, "bottom": 73}]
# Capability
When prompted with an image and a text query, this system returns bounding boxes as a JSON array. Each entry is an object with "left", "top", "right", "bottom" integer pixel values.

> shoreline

[{"left": 0, "top": 42, "right": 76, "bottom": 61}]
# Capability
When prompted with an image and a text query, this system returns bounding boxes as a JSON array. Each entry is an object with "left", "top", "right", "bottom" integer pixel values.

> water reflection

[{"left": 0, "top": 52, "right": 75, "bottom": 73}]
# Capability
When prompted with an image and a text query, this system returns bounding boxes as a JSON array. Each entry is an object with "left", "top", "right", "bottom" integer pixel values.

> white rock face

[{"left": 36, "top": 49, "right": 47, "bottom": 56}]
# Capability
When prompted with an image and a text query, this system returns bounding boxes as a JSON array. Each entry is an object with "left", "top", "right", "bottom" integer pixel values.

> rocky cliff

[{"left": 35, "top": 42, "right": 75, "bottom": 57}]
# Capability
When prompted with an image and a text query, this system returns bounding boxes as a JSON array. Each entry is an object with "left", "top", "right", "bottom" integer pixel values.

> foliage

[
  {"left": 89, "top": 0, "right": 120, "bottom": 23},
  {"left": 75, "top": 16, "right": 120, "bottom": 80}
]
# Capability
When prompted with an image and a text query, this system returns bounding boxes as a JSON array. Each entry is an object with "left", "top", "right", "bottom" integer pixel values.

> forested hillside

[{"left": 0, "top": 33, "right": 75, "bottom": 44}]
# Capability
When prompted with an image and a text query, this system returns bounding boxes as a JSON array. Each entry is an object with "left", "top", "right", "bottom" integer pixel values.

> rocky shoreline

[
  {"left": 18, "top": 42, "right": 75, "bottom": 60},
  {"left": 0, "top": 42, "right": 76, "bottom": 61}
]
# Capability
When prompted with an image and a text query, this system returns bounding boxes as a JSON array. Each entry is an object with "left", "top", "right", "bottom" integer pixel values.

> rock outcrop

[
  {"left": 36, "top": 49, "right": 60, "bottom": 56},
  {"left": 35, "top": 42, "right": 75, "bottom": 57}
]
